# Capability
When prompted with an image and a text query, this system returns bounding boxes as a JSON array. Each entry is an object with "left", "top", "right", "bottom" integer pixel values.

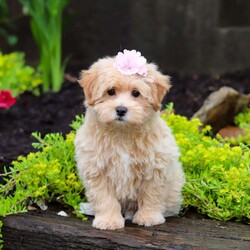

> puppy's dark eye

[
  {"left": 132, "top": 90, "right": 140, "bottom": 97},
  {"left": 107, "top": 88, "right": 116, "bottom": 96}
]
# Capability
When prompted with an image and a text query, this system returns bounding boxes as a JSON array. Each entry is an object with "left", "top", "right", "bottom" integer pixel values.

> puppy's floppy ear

[
  {"left": 78, "top": 69, "right": 97, "bottom": 106},
  {"left": 151, "top": 71, "right": 171, "bottom": 111}
]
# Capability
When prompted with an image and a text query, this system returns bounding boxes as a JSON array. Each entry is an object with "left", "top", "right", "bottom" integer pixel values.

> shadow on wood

[{"left": 2, "top": 211, "right": 250, "bottom": 249}]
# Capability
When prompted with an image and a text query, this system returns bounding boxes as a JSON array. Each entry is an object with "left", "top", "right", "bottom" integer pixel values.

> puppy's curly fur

[{"left": 75, "top": 57, "right": 185, "bottom": 230}]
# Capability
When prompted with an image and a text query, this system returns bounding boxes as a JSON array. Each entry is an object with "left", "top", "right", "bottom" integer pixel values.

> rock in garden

[
  {"left": 57, "top": 211, "right": 69, "bottom": 217},
  {"left": 192, "top": 86, "right": 250, "bottom": 133},
  {"left": 36, "top": 200, "right": 48, "bottom": 211},
  {"left": 218, "top": 126, "right": 245, "bottom": 138}
]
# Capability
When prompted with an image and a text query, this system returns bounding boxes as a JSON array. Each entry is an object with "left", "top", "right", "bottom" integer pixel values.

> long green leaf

[{"left": 19, "top": 0, "right": 69, "bottom": 92}]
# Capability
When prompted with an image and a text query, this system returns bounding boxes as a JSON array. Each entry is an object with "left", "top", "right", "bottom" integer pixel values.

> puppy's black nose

[{"left": 116, "top": 106, "right": 127, "bottom": 117}]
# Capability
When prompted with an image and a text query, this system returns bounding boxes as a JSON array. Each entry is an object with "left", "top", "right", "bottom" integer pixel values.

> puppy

[{"left": 75, "top": 50, "right": 185, "bottom": 230}]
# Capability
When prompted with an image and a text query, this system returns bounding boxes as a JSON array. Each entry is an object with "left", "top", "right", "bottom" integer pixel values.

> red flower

[{"left": 0, "top": 90, "right": 16, "bottom": 109}]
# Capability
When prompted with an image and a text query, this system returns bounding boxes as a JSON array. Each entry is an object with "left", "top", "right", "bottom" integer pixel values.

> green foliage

[
  {"left": 0, "top": 51, "right": 42, "bottom": 96},
  {"left": 19, "top": 0, "right": 69, "bottom": 92},
  {"left": 0, "top": 0, "right": 18, "bottom": 48},
  {"left": 235, "top": 107, "right": 250, "bottom": 129},
  {"left": 69, "top": 114, "right": 85, "bottom": 131},
  {"left": 0, "top": 120, "right": 86, "bottom": 220},
  {"left": 234, "top": 107, "right": 250, "bottom": 144},
  {"left": 0, "top": 221, "right": 2, "bottom": 249},
  {"left": 162, "top": 108, "right": 250, "bottom": 222},
  {"left": 225, "top": 107, "right": 250, "bottom": 146}
]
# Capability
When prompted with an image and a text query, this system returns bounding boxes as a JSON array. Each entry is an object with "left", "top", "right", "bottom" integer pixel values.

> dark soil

[{"left": 1, "top": 70, "right": 250, "bottom": 167}]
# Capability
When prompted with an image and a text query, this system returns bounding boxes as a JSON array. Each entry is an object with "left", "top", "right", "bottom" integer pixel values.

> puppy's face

[{"left": 79, "top": 57, "right": 171, "bottom": 125}]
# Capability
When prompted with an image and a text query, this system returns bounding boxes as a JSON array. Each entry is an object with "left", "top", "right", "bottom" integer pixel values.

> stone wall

[{"left": 3, "top": 0, "right": 250, "bottom": 74}]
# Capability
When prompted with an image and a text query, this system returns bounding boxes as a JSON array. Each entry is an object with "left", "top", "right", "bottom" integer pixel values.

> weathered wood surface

[{"left": 2, "top": 211, "right": 250, "bottom": 250}]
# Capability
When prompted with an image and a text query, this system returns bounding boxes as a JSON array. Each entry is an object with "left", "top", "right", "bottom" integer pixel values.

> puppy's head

[{"left": 79, "top": 56, "right": 171, "bottom": 125}]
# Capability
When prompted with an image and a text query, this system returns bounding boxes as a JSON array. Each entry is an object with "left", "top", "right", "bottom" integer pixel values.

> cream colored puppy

[{"left": 75, "top": 50, "right": 185, "bottom": 230}]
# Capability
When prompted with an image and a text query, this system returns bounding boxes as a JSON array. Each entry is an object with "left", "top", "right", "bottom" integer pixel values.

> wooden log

[{"left": 2, "top": 211, "right": 250, "bottom": 249}]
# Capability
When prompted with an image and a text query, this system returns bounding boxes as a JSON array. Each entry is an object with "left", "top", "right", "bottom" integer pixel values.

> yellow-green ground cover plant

[
  {"left": 0, "top": 51, "right": 42, "bottom": 96},
  {"left": 0, "top": 107, "right": 249, "bottom": 247},
  {"left": 0, "top": 221, "right": 2, "bottom": 249},
  {"left": 0, "top": 116, "right": 85, "bottom": 218},
  {"left": 162, "top": 106, "right": 250, "bottom": 221},
  {"left": 226, "top": 107, "right": 250, "bottom": 145}
]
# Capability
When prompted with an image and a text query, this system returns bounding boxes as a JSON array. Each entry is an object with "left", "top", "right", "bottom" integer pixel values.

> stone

[
  {"left": 192, "top": 86, "right": 249, "bottom": 133},
  {"left": 218, "top": 126, "right": 245, "bottom": 138}
]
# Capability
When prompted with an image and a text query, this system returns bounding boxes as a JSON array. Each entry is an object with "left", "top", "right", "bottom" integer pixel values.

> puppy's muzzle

[{"left": 116, "top": 106, "right": 127, "bottom": 117}]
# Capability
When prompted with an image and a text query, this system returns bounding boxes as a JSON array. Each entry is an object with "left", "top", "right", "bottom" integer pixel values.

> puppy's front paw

[
  {"left": 93, "top": 214, "right": 125, "bottom": 230},
  {"left": 133, "top": 210, "right": 165, "bottom": 227}
]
